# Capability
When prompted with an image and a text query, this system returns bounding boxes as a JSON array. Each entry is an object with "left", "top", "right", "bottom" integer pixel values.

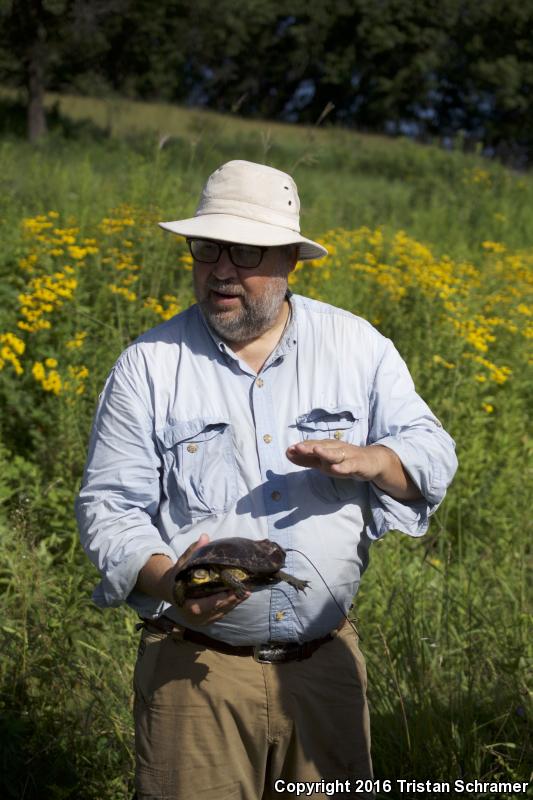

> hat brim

[{"left": 158, "top": 214, "right": 327, "bottom": 261}]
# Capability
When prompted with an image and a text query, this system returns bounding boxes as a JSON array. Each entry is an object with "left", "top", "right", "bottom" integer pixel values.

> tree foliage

[{"left": 1, "top": 0, "right": 532, "bottom": 162}]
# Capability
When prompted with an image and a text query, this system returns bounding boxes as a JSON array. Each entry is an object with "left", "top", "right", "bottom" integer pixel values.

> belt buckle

[{"left": 253, "top": 642, "right": 296, "bottom": 664}]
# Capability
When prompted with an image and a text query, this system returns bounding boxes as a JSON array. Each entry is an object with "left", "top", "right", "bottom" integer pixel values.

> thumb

[
  {"left": 176, "top": 533, "right": 209, "bottom": 570},
  {"left": 194, "top": 532, "right": 210, "bottom": 550}
]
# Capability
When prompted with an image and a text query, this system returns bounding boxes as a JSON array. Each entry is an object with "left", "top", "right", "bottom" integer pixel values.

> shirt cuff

[
  {"left": 367, "top": 482, "right": 434, "bottom": 539},
  {"left": 90, "top": 543, "right": 177, "bottom": 609},
  {"left": 371, "top": 435, "right": 449, "bottom": 505},
  {"left": 366, "top": 435, "right": 449, "bottom": 539}
]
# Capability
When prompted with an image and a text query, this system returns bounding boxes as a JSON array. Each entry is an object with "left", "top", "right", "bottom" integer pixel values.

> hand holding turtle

[
  {"left": 136, "top": 535, "right": 250, "bottom": 626},
  {"left": 171, "top": 534, "right": 251, "bottom": 626}
]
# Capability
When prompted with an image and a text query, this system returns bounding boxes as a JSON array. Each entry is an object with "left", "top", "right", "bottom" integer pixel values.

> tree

[
  {"left": 1, "top": 0, "right": 532, "bottom": 161},
  {"left": 0, "top": 0, "right": 127, "bottom": 141}
]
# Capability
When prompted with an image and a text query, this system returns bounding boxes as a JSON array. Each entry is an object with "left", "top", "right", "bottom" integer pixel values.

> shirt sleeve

[
  {"left": 75, "top": 353, "right": 175, "bottom": 614},
  {"left": 366, "top": 336, "right": 458, "bottom": 539}
]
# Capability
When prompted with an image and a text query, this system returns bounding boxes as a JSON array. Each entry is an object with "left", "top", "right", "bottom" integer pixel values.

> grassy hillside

[
  {"left": 2, "top": 89, "right": 533, "bottom": 254},
  {"left": 0, "top": 93, "right": 531, "bottom": 799}
]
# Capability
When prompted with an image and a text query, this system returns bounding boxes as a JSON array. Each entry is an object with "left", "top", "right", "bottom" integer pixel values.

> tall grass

[{"left": 0, "top": 96, "right": 531, "bottom": 798}]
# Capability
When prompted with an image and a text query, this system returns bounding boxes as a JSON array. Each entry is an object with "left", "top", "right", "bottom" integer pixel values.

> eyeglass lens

[{"left": 188, "top": 239, "right": 264, "bottom": 269}]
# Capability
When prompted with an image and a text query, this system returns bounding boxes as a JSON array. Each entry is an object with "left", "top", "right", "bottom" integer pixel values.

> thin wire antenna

[{"left": 287, "top": 548, "right": 362, "bottom": 640}]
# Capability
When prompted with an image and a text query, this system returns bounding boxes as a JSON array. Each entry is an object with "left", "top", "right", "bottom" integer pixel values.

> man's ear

[{"left": 288, "top": 245, "right": 298, "bottom": 272}]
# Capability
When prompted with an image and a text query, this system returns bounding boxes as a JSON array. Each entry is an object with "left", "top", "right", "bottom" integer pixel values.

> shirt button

[
  {"left": 334, "top": 430, "right": 343, "bottom": 440},
  {"left": 271, "top": 490, "right": 281, "bottom": 501},
  {"left": 186, "top": 443, "right": 198, "bottom": 454},
  {"left": 263, "top": 434, "right": 272, "bottom": 444},
  {"left": 275, "top": 611, "right": 285, "bottom": 621},
  {"left": 256, "top": 378, "right": 264, "bottom": 387}
]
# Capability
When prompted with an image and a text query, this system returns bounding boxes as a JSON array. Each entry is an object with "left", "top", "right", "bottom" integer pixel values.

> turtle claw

[
  {"left": 291, "top": 578, "right": 309, "bottom": 594},
  {"left": 276, "top": 571, "right": 309, "bottom": 593}
]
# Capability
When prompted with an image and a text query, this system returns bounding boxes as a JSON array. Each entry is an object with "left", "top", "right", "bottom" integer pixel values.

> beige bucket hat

[{"left": 159, "top": 160, "right": 328, "bottom": 261}]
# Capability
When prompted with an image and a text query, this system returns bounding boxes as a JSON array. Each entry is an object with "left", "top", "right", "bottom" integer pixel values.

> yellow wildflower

[
  {"left": 482, "top": 241, "right": 506, "bottom": 253},
  {"left": 32, "top": 361, "right": 45, "bottom": 381},
  {"left": 0, "top": 333, "right": 25, "bottom": 374},
  {"left": 433, "top": 355, "right": 455, "bottom": 369},
  {"left": 42, "top": 369, "right": 62, "bottom": 395},
  {"left": 66, "top": 331, "right": 87, "bottom": 349},
  {"left": 109, "top": 284, "right": 137, "bottom": 302},
  {"left": 68, "top": 245, "right": 88, "bottom": 260}
]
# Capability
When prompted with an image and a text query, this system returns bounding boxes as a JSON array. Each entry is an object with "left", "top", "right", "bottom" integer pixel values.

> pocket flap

[
  {"left": 296, "top": 406, "right": 362, "bottom": 432},
  {"left": 157, "top": 417, "right": 231, "bottom": 448}
]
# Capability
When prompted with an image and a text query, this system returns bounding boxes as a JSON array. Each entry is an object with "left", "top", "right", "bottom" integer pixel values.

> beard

[{"left": 196, "top": 274, "right": 289, "bottom": 344}]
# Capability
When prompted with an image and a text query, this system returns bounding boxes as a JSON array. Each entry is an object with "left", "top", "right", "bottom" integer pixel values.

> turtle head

[{"left": 190, "top": 568, "right": 211, "bottom": 585}]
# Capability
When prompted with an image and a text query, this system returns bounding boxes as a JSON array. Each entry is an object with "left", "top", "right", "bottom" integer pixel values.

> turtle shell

[{"left": 177, "top": 537, "right": 286, "bottom": 577}]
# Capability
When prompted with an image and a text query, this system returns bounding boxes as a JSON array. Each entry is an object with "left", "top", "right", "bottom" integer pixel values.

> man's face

[{"left": 192, "top": 241, "right": 297, "bottom": 344}]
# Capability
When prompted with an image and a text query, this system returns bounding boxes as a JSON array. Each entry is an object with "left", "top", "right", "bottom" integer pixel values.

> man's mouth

[
  {"left": 208, "top": 288, "right": 243, "bottom": 307},
  {"left": 208, "top": 284, "right": 243, "bottom": 300}
]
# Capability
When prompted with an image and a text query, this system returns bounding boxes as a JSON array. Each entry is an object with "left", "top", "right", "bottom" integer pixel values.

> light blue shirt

[{"left": 76, "top": 293, "right": 457, "bottom": 644}]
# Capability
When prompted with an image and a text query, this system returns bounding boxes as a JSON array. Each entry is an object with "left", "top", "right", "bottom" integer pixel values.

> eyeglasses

[{"left": 187, "top": 238, "right": 266, "bottom": 269}]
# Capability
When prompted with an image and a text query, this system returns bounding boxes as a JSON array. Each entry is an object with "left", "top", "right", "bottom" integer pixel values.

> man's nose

[{"left": 212, "top": 249, "right": 239, "bottom": 280}]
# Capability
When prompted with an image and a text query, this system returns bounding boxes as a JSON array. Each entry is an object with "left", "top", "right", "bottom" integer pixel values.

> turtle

[{"left": 173, "top": 537, "right": 309, "bottom": 606}]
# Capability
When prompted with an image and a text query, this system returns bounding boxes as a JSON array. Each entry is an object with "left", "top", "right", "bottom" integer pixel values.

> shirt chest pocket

[
  {"left": 295, "top": 406, "right": 365, "bottom": 503},
  {"left": 156, "top": 417, "right": 238, "bottom": 518}
]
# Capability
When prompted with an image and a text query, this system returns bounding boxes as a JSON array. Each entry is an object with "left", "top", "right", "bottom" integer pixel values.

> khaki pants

[{"left": 133, "top": 622, "right": 372, "bottom": 800}]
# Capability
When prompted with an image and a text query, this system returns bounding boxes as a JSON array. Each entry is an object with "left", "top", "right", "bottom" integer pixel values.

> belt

[{"left": 140, "top": 614, "right": 341, "bottom": 663}]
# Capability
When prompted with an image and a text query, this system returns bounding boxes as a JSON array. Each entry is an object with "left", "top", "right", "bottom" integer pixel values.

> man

[{"left": 76, "top": 160, "right": 457, "bottom": 800}]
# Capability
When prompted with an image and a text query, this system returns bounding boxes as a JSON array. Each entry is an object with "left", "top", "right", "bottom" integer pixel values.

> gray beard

[{"left": 199, "top": 277, "right": 289, "bottom": 344}]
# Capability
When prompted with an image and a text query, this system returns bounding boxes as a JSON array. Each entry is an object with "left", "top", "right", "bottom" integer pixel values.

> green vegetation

[
  {"left": 3, "top": 1, "right": 533, "bottom": 162},
  {"left": 0, "top": 99, "right": 531, "bottom": 799}
]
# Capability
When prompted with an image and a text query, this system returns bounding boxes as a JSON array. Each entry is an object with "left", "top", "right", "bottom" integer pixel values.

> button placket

[{"left": 251, "top": 371, "right": 294, "bottom": 640}]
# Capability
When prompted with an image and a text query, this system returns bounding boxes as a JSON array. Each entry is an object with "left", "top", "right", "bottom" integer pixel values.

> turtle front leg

[
  {"left": 219, "top": 568, "right": 248, "bottom": 599},
  {"left": 275, "top": 571, "right": 309, "bottom": 593},
  {"left": 173, "top": 579, "right": 187, "bottom": 607}
]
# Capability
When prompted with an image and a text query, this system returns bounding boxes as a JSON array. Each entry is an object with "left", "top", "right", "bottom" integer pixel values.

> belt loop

[{"left": 298, "top": 641, "right": 310, "bottom": 661}]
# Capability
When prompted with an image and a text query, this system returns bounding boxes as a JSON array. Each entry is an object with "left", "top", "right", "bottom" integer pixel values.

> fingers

[
  {"left": 287, "top": 440, "right": 347, "bottom": 467},
  {"left": 286, "top": 442, "right": 321, "bottom": 466},
  {"left": 184, "top": 589, "right": 250, "bottom": 625},
  {"left": 314, "top": 444, "right": 345, "bottom": 464},
  {"left": 175, "top": 533, "right": 210, "bottom": 571}
]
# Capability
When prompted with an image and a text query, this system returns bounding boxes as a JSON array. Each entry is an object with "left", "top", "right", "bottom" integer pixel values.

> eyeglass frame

[{"left": 186, "top": 237, "right": 268, "bottom": 269}]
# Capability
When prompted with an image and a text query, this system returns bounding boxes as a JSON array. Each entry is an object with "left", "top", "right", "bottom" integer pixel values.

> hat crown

[{"left": 196, "top": 160, "right": 301, "bottom": 233}]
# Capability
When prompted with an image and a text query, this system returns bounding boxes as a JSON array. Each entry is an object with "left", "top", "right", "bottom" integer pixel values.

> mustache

[{"left": 206, "top": 278, "right": 244, "bottom": 295}]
